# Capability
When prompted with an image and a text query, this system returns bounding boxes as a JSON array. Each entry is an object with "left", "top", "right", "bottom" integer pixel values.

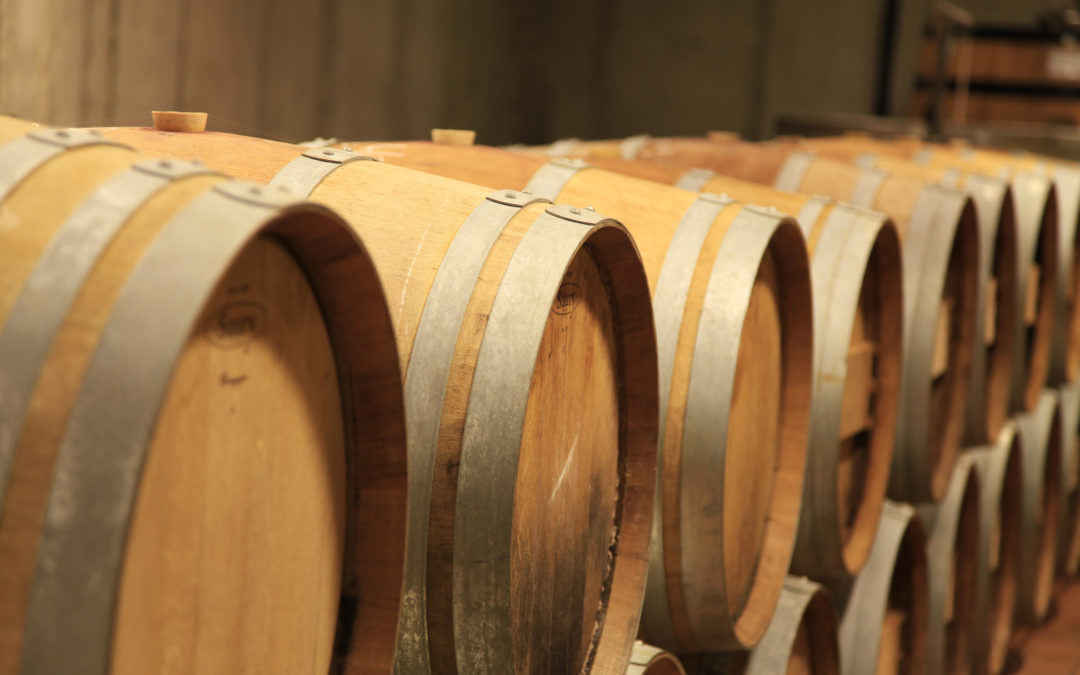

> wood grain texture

[
  {"left": 0, "top": 123, "right": 409, "bottom": 673},
  {"left": 88, "top": 125, "right": 658, "bottom": 674},
  {"left": 113, "top": 237, "right": 345, "bottom": 675},
  {"left": 557, "top": 155, "right": 903, "bottom": 593},
  {"left": 331, "top": 140, "right": 813, "bottom": 652}
]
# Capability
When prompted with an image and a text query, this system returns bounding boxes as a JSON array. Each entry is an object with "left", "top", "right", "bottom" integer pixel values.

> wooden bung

[
  {"left": 685, "top": 576, "right": 841, "bottom": 675},
  {"left": 1014, "top": 390, "right": 1066, "bottom": 624},
  {"left": 1059, "top": 380, "right": 1080, "bottom": 577},
  {"left": 562, "top": 154, "right": 903, "bottom": 597},
  {"left": 804, "top": 136, "right": 1060, "bottom": 415},
  {"left": 969, "top": 424, "right": 1022, "bottom": 675},
  {"left": 332, "top": 139, "right": 817, "bottom": 652},
  {"left": 810, "top": 135, "right": 1079, "bottom": 388},
  {"left": 91, "top": 122, "right": 659, "bottom": 674},
  {"left": 838, "top": 502, "right": 929, "bottom": 675},
  {"left": 577, "top": 139, "right": 980, "bottom": 504},
  {"left": 0, "top": 120, "right": 408, "bottom": 674},
  {"left": 916, "top": 457, "right": 981, "bottom": 675},
  {"left": 625, "top": 642, "right": 686, "bottom": 675}
]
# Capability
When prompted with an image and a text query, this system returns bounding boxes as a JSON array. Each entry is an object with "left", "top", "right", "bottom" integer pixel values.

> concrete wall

[{"left": 0, "top": 0, "right": 1071, "bottom": 144}]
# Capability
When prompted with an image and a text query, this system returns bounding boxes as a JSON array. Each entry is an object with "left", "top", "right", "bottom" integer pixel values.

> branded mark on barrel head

[
  {"left": 553, "top": 282, "right": 580, "bottom": 316},
  {"left": 206, "top": 300, "right": 268, "bottom": 348}
]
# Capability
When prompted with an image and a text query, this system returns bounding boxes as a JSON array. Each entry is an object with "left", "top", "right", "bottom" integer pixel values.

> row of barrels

[
  {"left": 523, "top": 130, "right": 1080, "bottom": 674},
  {"left": 0, "top": 106, "right": 1074, "bottom": 675}
]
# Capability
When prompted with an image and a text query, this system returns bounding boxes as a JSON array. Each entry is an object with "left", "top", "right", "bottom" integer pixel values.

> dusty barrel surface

[
  {"left": 916, "top": 457, "right": 981, "bottom": 675},
  {"left": 94, "top": 124, "right": 660, "bottom": 674},
  {"left": 578, "top": 156, "right": 904, "bottom": 597},
  {"left": 334, "top": 140, "right": 815, "bottom": 652},
  {"left": 0, "top": 123, "right": 408, "bottom": 675},
  {"left": 625, "top": 643, "right": 686, "bottom": 675},
  {"left": 688, "top": 576, "right": 841, "bottom": 675},
  {"left": 1059, "top": 380, "right": 1080, "bottom": 576},
  {"left": 839, "top": 501, "right": 929, "bottom": 675},
  {"left": 794, "top": 142, "right": 1019, "bottom": 447},
  {"left": 1013, "top": 389, "right": 1065, "bottom": 623},
  {"left": 969, "top": 424, "right": 1022, "bottom": 675}
]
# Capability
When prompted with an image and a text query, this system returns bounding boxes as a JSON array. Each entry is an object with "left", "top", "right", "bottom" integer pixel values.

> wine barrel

[
  {"left": 839, "top": 501, "right": 930, "bottom": 674},
  {"left": 536, "top": 155, "right": 903, "bottom": 597},
  {"left": 0, "top": 124, "right": 408, "bottom": 674},
  {"left": 916, "top": 457, "right": 980, "bottom": 675},
  {"left": 1059, "top": 379, "right": 1080, "bottom": 576},
  {"left": 968, "top": 424, "right": 1022, "bottom": 675},
  {"left": 577, "top": 143, "right": 980, "bottom": 504},
  {"left": 761, "top": 147, "right": 1020, "bottom": 446},
  {"left": 625, "top": 643, "right": 686, "bottom": 675},
  {"left": 91, "top": 120, "right": 660, "bottom": 674},
  {"left": 819, "top": 136, "right": 1080, "bottom": 387},
  {"left": 686, "top": 577, "right": 841, "bottom": 675},
  {"left": 1013, "top": 390, "right": 1065, "bottom": 623},
  {"left": 321, "top": 139, "right": 815, "bottom": 652}
]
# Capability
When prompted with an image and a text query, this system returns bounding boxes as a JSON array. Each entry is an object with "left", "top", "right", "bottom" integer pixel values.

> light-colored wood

[
  {"left": 875, "top": 610, "right": 904, "bottom": 675},
  {"left": 323, "top": 139, "right": 814, "bottom": 652},
  {"left": 0, "top": 121, "right": 410, "bottom": 674},
  {"left": 797, "top": 138, "right": 1021, "bottom": 444},
  {"left": 1026, "top": 265, "right": 1042, "bottom": 325},
  {"left": 431, "top": 129, "right": 476, "bottom": 145},
  {"left": 839, "top": 342, "right": 877, "bottom": 438},
  {"left": 625, "top": 642, "right": 686, "bottom": 675},
  {"left": 825, "top": 136, "right": 1078, "bottom": 389},
  {"left": 151, "top": 111, "right": 208, "bottom": 133},
  {"left": 932, "top": 299, "right": 953, "bottom": 379},
  {"left": 113, "top": 238, "right": 345, "bottom": 675},
  {"left": 556, "top": 155, "right": 903, "bottom": 589},
  {"left": 576, "top": 142, "right": 978, "bottom": 503},
  {"left": 91, "top": 124, "right": 658, "bottom": 673}
]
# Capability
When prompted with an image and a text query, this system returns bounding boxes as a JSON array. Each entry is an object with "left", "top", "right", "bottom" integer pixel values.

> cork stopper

[
  {"left": 152, "top": 111, "right": 208, "bottom": 133},
  {"left": 706, "top": 130, "right": 740, "bottom": 143},
  {"left": 431, "top": 129, "right": 476, "bottom": 145}
]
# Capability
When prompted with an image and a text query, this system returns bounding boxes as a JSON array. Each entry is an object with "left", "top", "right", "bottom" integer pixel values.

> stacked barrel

[
  {"left": 531, "top": 130, "right": 1078, "bottom": 674},
  {"left": 2, "top": 106, "right": 1077, "bottom": 674}
]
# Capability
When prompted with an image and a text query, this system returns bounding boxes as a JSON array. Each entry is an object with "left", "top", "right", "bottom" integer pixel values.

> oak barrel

[
  {"left": 329, "top": 139, "right": 815, "bottom": 652},
  {"left": 578, "top": 140, "right": 980, "bottom": 503},
  {"left": 969, "top": 424, "right": 1022, "bottom": 675},
  {"left": 686, "top": 576, "right": 841, "bottom": 675},
  {"left": 1013, "top": 389, "right": 1065, "bottom": 623},
  {"left": 0, "top": 122, "right": 408, "bottom": 674},
  {"left": 775, "top": 146, "right": 1019, "bottom": 447},
  {"left": 838, "top": 501, "right": 929, "bottom": 674},
  {"left": 91, "top": 122, "right": 660, "bottom": 674},
  {"left": 916, "top": 457, "right": 981, "bottom": 675},
  {"left": 567, "top": 155, "right": 904, "bottom": 596},
  {"left": 815, "top": 136, "right": 1080, "bottom": 388}
]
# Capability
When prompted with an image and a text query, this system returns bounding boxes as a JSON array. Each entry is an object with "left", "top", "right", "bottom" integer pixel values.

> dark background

[{"left": 0, "top": 0, "right": 1068, "bottom": 144}]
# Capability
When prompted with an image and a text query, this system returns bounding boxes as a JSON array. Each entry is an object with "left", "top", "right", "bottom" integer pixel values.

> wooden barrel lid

[{"left": 0, "top": 126, "right": 407, "bottom": 673}]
